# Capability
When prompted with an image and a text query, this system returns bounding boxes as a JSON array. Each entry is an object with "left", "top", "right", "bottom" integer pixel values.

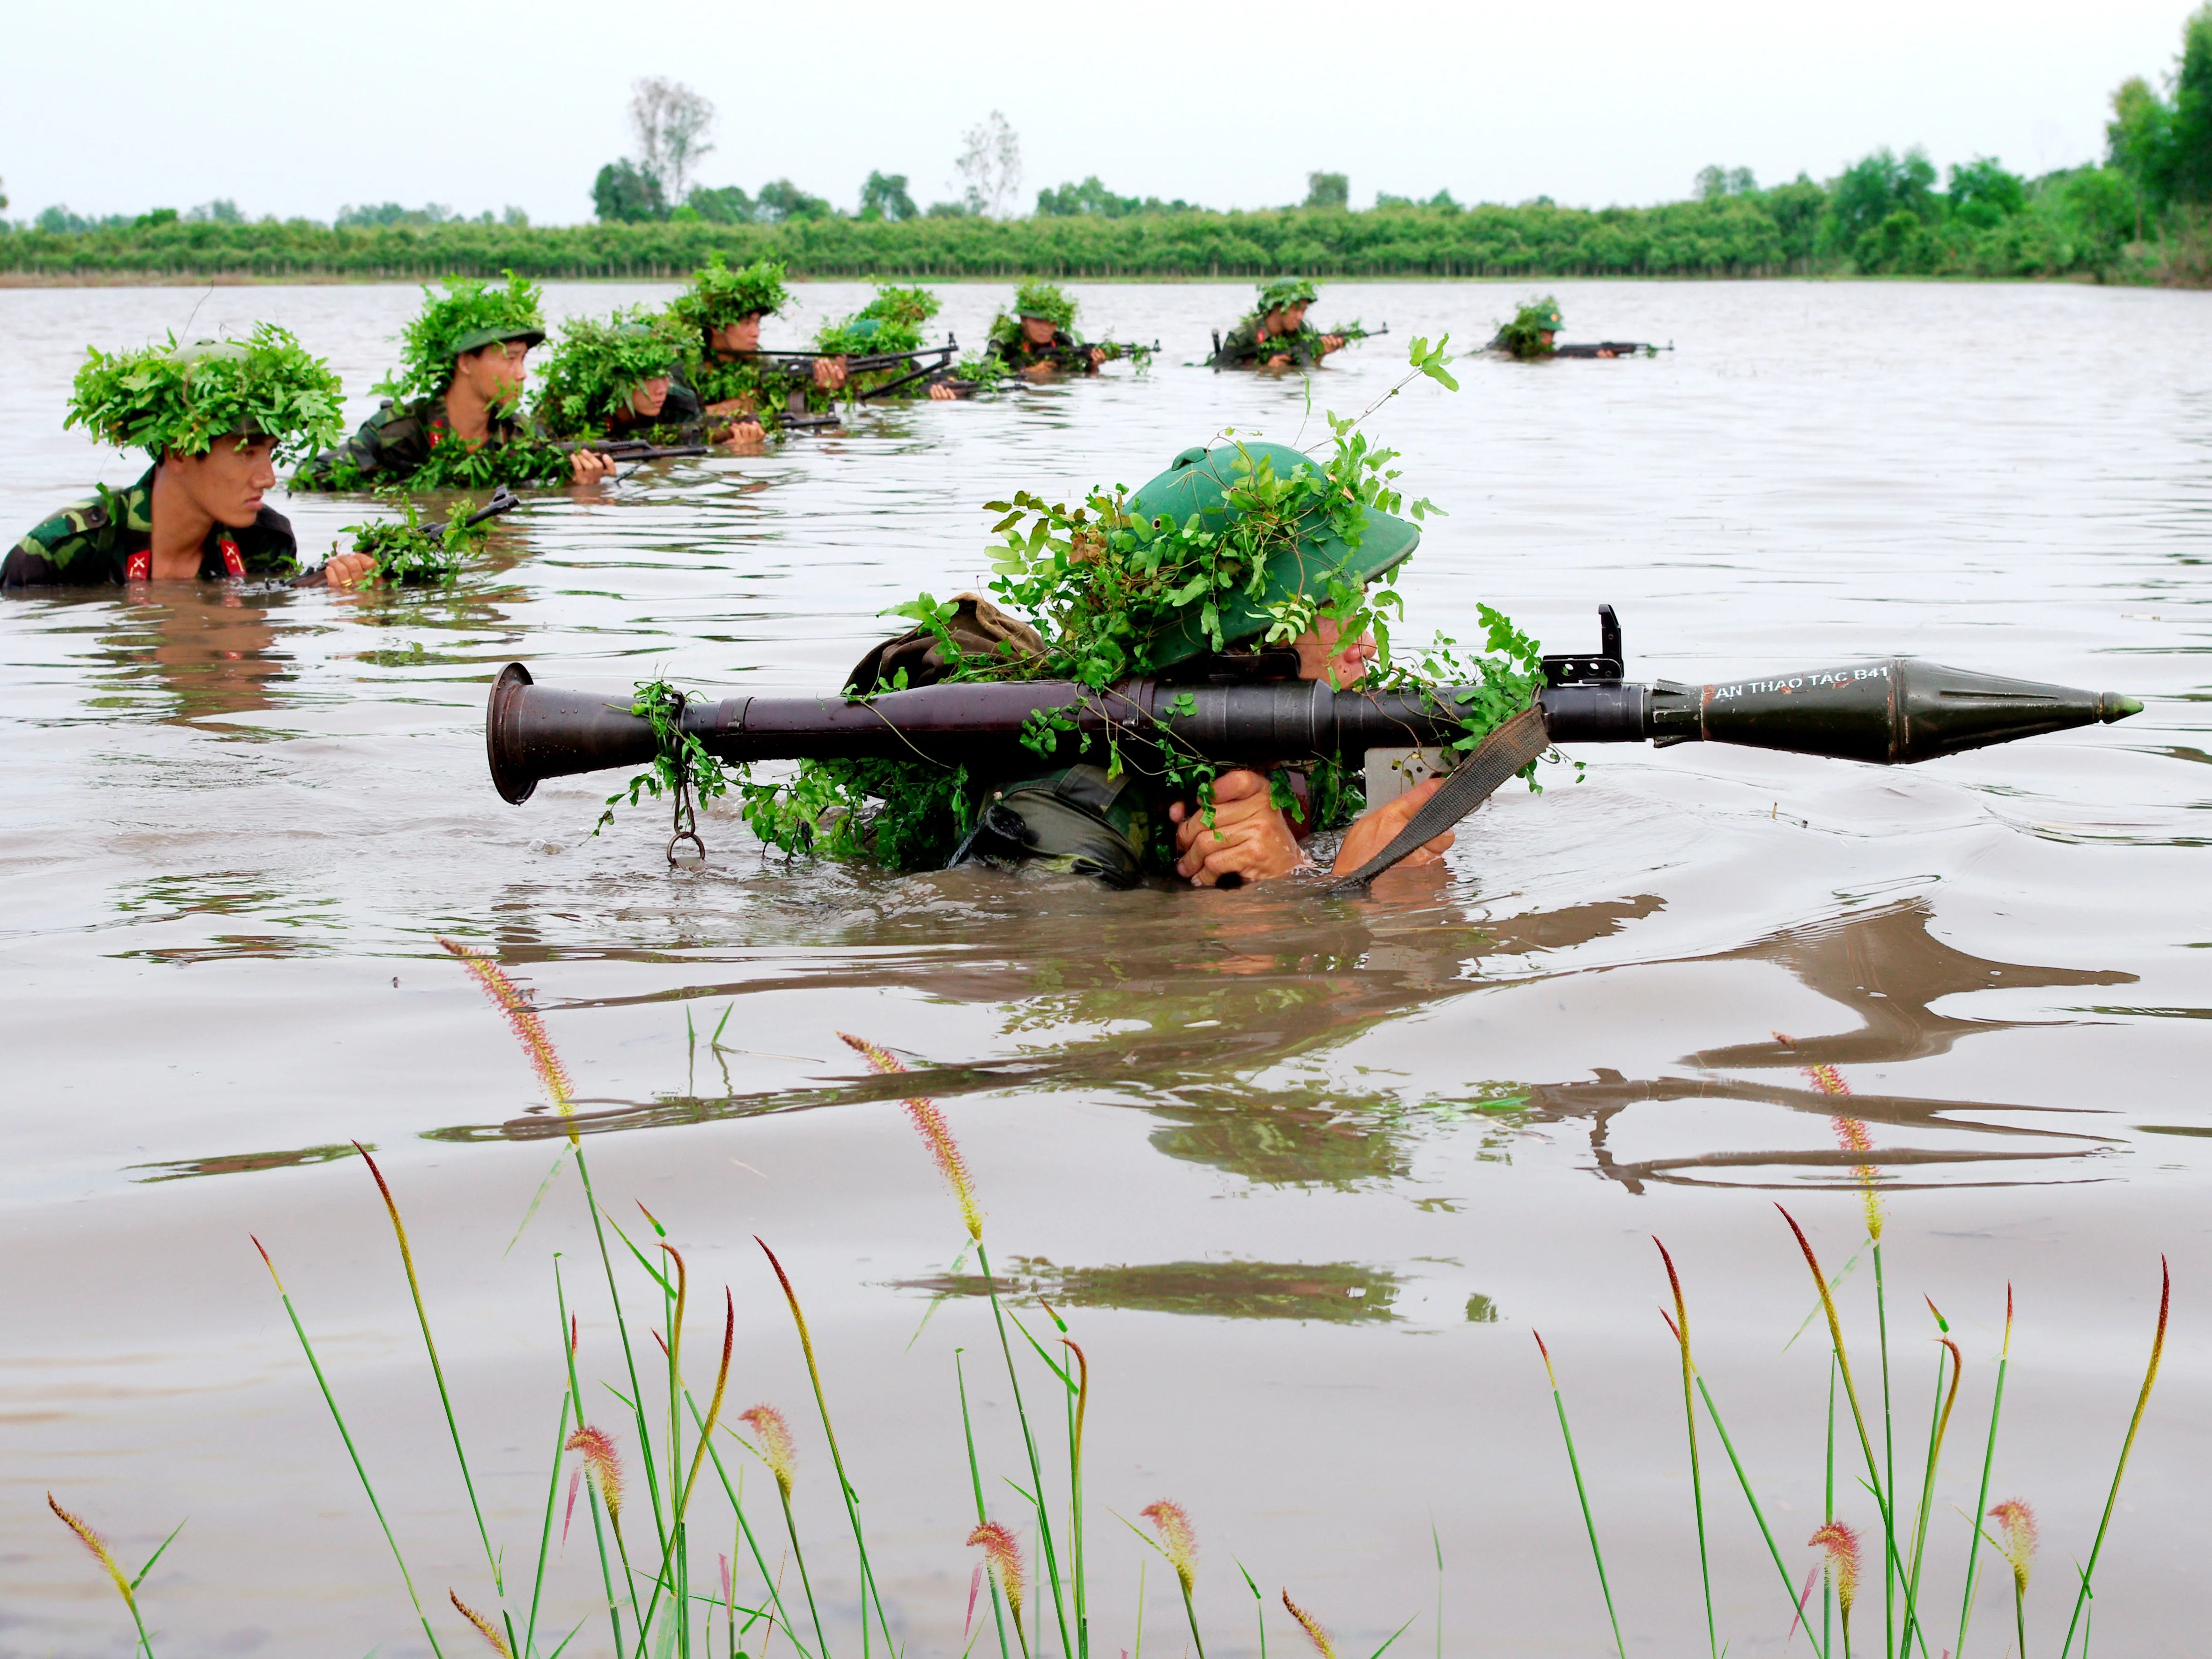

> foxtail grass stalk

[
  {"left": 683, "top": 1395, "right": 816, "bottom": 1659},
  {"left": 1826, "top": 1354, "right": 1838, "bottom": 1659},
  {"left": 1956, "top": 1288, "right": 2015, "bottom": 1659},
  {"left": 2058, "top": 1258, "right": 2169, "bottom": 1659},
  {"left": 354, "top": 1145, "right": 506, "bottom": 1609},
  {"left": 635, "top": 1276, "right": 737, "bottom": 1659},
  {"left": 1899, "top": 1331, "right": 1962, "bottom": 1659},
  {"left": 252, "top": 1236, "right": 445, "bottom": 1658},
  {"left": 1143, "top": 1501, "right": 1203, "bottom": 1659},
  {"left": 1065, "top": 1338, "right": 1091, "bottom": 1659},
  {"left": 1532, "top": 1332, "right": 1626, "bottom": 1659},
  {"left": 1686, "top": 1358, "right": 1829, "bottom": 1656},
  {"left": 1778, "top": 1208, "right": 1905, "bottom": 1654},
  {"left": 1872, "top": 1241, "right": 1895, "bottom": 1659},
  {"left": 957, "top": 1351, "right": 1014, "bottom": 1659},
  {"left": 556, "top": 1261, "right": 630, "bottom": 1658},
  {"left": 975, "top": 1240, "right": 1074, "bottom": 1659},
  {"left": 756, "top": 1239, "right": 900, "bottom": 1658},
  {"left": 1655, "top": 1239, "right": 1718, "bottom": 1659},
  {"left": 525, "top": 1388, "right": 573, "bottom": 1659},
  {"left": 45, "top": 1494, "right": 156, "bottom": 1659}
]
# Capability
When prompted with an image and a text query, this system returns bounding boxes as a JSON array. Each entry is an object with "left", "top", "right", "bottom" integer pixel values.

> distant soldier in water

[
  {"left": 293, "top": 273, "right": 611, "bottom": 489},
  {"left": 1210, "top": 278, "right": 1347, "bottom": 369},
  {"left": 2, "top": 329, "right": 375, "bottom": 588},
  {"left": 534, "top": 310, "right": 703, "bottom": 443},
  {"left": 1489, "top": 297, "right": 1650, "bottom": 359},
  {"left": 669, "top": 255, "right": 845, "bottom": 440}
]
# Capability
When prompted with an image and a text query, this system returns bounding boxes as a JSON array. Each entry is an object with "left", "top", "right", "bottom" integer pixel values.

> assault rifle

[
  {"left": 1550, "top": 340, "right": 1672, "bottom": 359},
  {"left": 555, "top": 437, "right": 714, "bottom": 460},
  {"left": 485, "top": 606, "right": 2141, "bottom": 808},
  {"left": 1209, "top": 321, "right": 1386, "bottom": 369},
  {"left": 291, "top": 485, "right": 523, "bottom": 587}
]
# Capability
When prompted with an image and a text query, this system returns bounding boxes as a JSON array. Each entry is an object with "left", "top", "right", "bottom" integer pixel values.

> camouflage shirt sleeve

[
  {"left": 1213, "top": 317, "right": 1263, "bottom": 366},
  {"left": 292, "top": 398, "right": 436, "bottom": 489},
  {"left": 1, "top": 489, "right": 127, "bottom": 587}
]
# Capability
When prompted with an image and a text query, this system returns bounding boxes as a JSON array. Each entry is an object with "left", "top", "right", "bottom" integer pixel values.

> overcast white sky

[{"left": 2, "top": 0, "right": 2195, "bottom": 225}]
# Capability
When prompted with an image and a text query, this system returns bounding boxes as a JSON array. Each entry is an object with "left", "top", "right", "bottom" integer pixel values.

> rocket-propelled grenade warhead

[{"left": 1538, "top": 658, "right": 2141, "bottom": 764}]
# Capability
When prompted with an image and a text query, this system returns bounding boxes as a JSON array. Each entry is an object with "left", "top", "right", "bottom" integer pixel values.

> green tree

[
  {"left": 2109, "top": 74, "right": 2173, "bottom": 234},
  {"left": 592, "top": 160, "right": 667, "bottom": 223},
  {"left": 860, "top": 171, "right": 918, "bottom": 221},
  {"left": 1824, "top": 146, "right": 1938, "bottom": 254},
  {"left": 686, "top": 184, "right": 754, "bottom": 223},
  {"left": 1759, "top": 173, "right": 1828, "bottom": 266},
  {"left": 1694, "top": 164, "right": 1757, "bottom": 199},
  {"left": 756, "top": 179, "right": 833, "bottom": 221},
  {"left": 1304, "top": 171, "right": 1349, "bottom": 209},
  {"left": 1946, "top": 156, "right": 2026, "bottom": 229},
  {"left": 1037, "top": 176, "right": 1143, "bottom": 217},
  {"left": 2169, "top": 4, "right": 2212, "bottom": 201}
]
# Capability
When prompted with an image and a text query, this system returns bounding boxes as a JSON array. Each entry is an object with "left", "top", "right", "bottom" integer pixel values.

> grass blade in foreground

[
  {"left": 251, "top": 1236, "right": 445, "bottom": 1658},
  {"left": 1656, "top": 1239, "right": 1718, "bottom": 1659},
  {"left": 1533, "top": 1331, "right": 1627, "bottom": 1658},
  {"left": 1955, "top": 1288, "right": 2015, "bottom": 1659},
  {"left": 2058, "top": 1257, "right": 2169, "bottom": 1659}
]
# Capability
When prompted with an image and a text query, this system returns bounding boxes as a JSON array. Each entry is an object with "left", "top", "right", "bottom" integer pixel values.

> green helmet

[
  {"left": 1127, "top": 442, "right": 1419, "bottom": 670},
  {"left": 66, "top": 324, "right": 346, "bottom": 463},
  {"left": 382, "top": 271, "right": 549, "bottom": 399},
  {"left": 1256, "top": 277, "right": 1319, "bottom": 314},
  {"left": 1011, "top": 280, "right": 1077, "bottom": 328}
]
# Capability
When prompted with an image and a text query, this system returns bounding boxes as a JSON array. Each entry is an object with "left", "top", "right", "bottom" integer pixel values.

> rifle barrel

[{"left": 485, "top": 660, "right": 2138, "bottom": 804}]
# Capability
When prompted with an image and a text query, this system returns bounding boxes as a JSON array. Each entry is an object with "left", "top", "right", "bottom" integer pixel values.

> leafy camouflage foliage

[
  {"left": 66, "top": 325, "right": 343, "bottom": 463},
  {"left": 379, "top": 271, "right": 547, "bottom": 401},
  {"left": 535, "top": 306, "right": 692, "bottom": 437},
  {"left": 667, "top": 253, "right": 789, "bottom": 332}
]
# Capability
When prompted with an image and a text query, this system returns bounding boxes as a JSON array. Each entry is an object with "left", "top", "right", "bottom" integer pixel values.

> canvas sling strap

[{"left": 1325, "top": 703, "right": 1550, "bottom": 892}]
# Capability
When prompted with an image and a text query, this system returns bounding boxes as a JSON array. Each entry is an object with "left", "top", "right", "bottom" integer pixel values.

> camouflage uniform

[
  {"left": 691, "top": 355, "right": 828, "bottom": 432},
  {"left": 986, "top": 327, "right": 1098, "bottom": 375},
  {"left": 293, "top": 395, "right": 559, "bottom": 488},
  {"left": 1211, "top": 317, "right": 1327, "bottom": 368},
  {"left": 2, "top": 467, "right": 296, "bottom": 588}
]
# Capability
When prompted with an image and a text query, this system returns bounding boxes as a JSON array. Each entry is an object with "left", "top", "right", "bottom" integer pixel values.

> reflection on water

[
  {"left": 893, "top": 1254, "right": 1410, "bottom": 1322},
  {"left": 93, "top": 584, "right": 291, "bottom": 725}
]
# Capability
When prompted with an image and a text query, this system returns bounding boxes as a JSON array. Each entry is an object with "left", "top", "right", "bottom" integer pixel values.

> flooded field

[{"left": 2, "top": 276, "right": 2207, "bottom": 1656}]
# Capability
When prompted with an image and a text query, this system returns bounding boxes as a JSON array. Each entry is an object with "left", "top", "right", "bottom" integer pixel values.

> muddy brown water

[{"left": 2, "top": 279, "right": 2207, "bottom": 1656}]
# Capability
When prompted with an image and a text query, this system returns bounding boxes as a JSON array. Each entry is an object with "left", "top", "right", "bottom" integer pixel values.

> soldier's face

[
  {"left": 1293, "top": 612, "right": 1376, "bottom": 688},
  {"left": 456, "top": 340, "right": 531, "bottom": 409},
  {"left": 631, "top": 377, "right": 671, "bottom": 418},
  {"left": 1020, "top": 316, "right": 1056, "bottom": 345},
  {"left": 167, "top": 435, "right": 279, "bottom": 528},
  {"left": 712, "top": 316, "right": 764, "bottom": 354}
]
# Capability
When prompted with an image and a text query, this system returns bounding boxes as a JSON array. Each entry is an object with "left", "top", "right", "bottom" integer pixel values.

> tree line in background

[{"left": 9, "top": 7, "right": 2212, "bottom": 284}]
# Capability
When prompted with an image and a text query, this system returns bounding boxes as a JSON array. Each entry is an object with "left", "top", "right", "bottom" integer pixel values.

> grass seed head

[
  {"left": 741, "top": 1403, "right": 798, "bottom": 1501},
  {"left": 1809, "top": 1520, "right": 1862, "bottom": 1621},
  {"left": 46, "top": 1494, "right": 134, "bottom": 1609},
  {"left": 1141, "top": 1498, "right": 1199, "bottom": 1593},
  {"left": 440, "top": 937, "right": 577, "bottom": 1141},
  {"left": 1281, "top": 1589, "right": 1337, "bottom": 1659},
  {"left": 840, "top": 1031, "right": 985, "bottom": 1240},
  {"left": 564, "top": 1425, "right": 624, "bottom": 1526},
  {"left": 968, "top": 1520, "right": 1026, "bottom": 1624},
  {"left": 1990, "top": 1498, "right": 2039, "bottom": 1593},
  {"left": 450, "top": 1587, "right": 514, "bottom": 1655}
]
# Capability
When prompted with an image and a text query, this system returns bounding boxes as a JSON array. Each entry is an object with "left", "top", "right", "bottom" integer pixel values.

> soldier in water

[
  {"left": 1210, "top": 279, "right": 1348, "bottom": 370},
  {"left": 3, "top": 328, "right": 383, "bottom": 588},
  {"left": 668, "top": 255, "right": 846, "bottom": 440},
  {"left": 293, "top": 273, "right": 612, "bottom": 488}
]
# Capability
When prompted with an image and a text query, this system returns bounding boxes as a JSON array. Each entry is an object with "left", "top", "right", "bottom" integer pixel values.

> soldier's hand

[
  {"left": 1321, "top": 333, "right": 1346, "bottom": 353},
  {"left": 814, "top": 357, "right": 849, "bottom": 391},
  {"left": 1330, "top": 776, "right": 1456, "bottom": 877},
  {"left": 1089, "top": 346, "right": 1107, "bottom": 368},
  {"left": 928, "top": 382, "right": 960, "bottom": 401},
  {"left": 569, "top": 449, "right": 617, "bottom": 484},
  {"left": 702, "top": 397, "right": 752, "bottom": 418},
  {"left": 1265, "top": 352, "right": 1293, "bottom": 370},
  {"left": 1169, "top": 768, "right": 1311, "bottom": 887},
  {"left": 322, "top": 551, "right": 378, "bottom": 589},
  {"left": 723, "top": 416, "right": 767, "bottom": 450}
]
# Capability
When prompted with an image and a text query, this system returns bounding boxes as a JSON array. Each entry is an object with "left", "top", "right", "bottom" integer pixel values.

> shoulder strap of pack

[{"left": 1326, "top": 704, "right": 1551, "bottom": 891}]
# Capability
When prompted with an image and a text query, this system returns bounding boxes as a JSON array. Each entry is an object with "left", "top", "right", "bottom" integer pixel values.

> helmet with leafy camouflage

[
  {"left": 382, "top": 271, "right": 549, "bottom": 399},
  {"left": 66, "top": 326, "right": 346, "bottom": 463},
  {"left": 534, "top": 307, "right": 689, "bottom": 436},
  {"left": 1255, "top": 277, "right": 1320, "bottom": 315},
  {"left": 1011, "top": 281, "right": 1077, "bottom": 327},
  {"left": 670, "top": 255, "right": 790, "bottom": 333},
  {"left": 1126, "top": 441, "right": 1418, "bottom": 670},
  {"left": 1494, "top": 296, "right": 1564, "bottom": 359}
]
